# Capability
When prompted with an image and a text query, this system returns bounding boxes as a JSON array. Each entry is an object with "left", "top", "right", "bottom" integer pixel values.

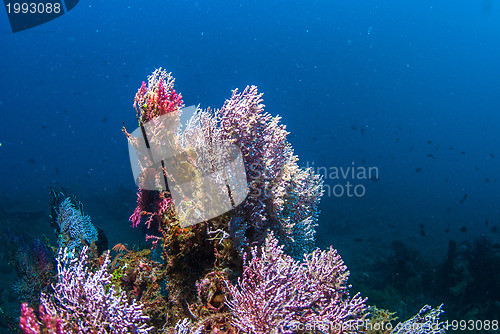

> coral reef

[
  {"left": 120, "top": 69, "right": 326, "bottom": 330},
  {"left": 15, "top": 70, "right": 448, "bottom": 334},
  {"left": 124, "top": 69, "right": 323, "bottom": 259}
]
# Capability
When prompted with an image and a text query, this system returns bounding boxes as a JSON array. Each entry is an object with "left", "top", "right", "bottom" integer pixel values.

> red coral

[
  {"left": 134, "top": 81, "right": 148, "bottom": 110},
  {"left": 132, "top": 69, "right": 184, "bottom": 124},
  {"left": 155, "top": 80, "right": 183, "bottom": 116},
  {"left": 38, "top": 305, "right": 64, "bottom": 334},
  {"left": 20, "top": 303, "right": 39, "bottom": 334},
  {"left": 20, "top": 303, "right": 64, "bottom": 334},
  {"left": 130, "top": 189, "right": 174, "bottom": 249}
]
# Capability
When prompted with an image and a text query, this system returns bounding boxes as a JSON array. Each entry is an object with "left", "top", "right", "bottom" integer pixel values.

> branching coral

[
  {"left": 125, "top": 70, "right": 323, "bottom": 260},
  {"left": 124, "top": 69, "right": 184, "bottom": 234},
  {"left": 226, "top": 232, "right": 368, "bottom": 333},
  {"left": 22, "top": 246, "right": 153, "bottom": 333},
  {"left": 133, "top": 68, "right": 183, "bottom": 125},
  {"left": 182, "top": 85, "right": 323, "bottom": 258},
  {"left": 55, "top": 198, "right": 98, "bottom": 251},
  {"left": 49, "top": 189, "right": 104, "bottom": 252},
  {"left": 14, "top": 67, "right": 447, "bottom": 333},
  {"left": 120, "top": 69, "right": 325, "bottom": 331}
]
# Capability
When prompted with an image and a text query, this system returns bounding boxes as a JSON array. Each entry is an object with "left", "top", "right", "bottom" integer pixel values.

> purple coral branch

[
  {"left": 227, "top": 233, "right": 367, "bottom": 334},
  {"left": 182, "top": 85, "right": 323, "bottom": 257},
  {"left": 39, "top": 247, "right": 152, "bottom": 333}
]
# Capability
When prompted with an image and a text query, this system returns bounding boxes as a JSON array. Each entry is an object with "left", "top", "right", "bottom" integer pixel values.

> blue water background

[{"left": 1, "top": 0, "right": 500, "bottom": 256}]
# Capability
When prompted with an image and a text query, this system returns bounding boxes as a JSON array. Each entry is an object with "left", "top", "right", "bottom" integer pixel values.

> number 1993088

[{"left": 5, "top": 2, "right": 61, "bottom": 14}]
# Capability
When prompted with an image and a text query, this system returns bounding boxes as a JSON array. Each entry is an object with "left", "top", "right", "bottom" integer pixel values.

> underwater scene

[{"left": 1, "top": 0, "right": 500, "bottom": 333}]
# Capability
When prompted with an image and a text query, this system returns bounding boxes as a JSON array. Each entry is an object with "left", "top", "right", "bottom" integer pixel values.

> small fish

[
  {"left": 460, "top": 151, "right": 466, "bottom": 155},
  {"left": 460, "top": 226, "right": 467, "bottom": 233},
  {"left": 426, "top": 140, "right": 432, "bottom": 144},
  {"left": 475, "top": 166, "right": 479, "bottom": 171},
  {"left": 485, "top": 220, "right": 489, "bottom": 226},
  {"left": 491, "top": 226, "right": 498, "bottom": 233},
  {"left": 420, "top": 230, "right": 426, "bottom": 237},
  {"left": 460, "top": 194, "right": 468, "bottom": 204},
  {"left": 28, "top": 158, "right": 36, "bottom": 164},
  {"left": 426, "top": 154, "right": 435, "bottom": 159},
  {"left": 416, "top": 168, "right": 422, "bottom": 172}
]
